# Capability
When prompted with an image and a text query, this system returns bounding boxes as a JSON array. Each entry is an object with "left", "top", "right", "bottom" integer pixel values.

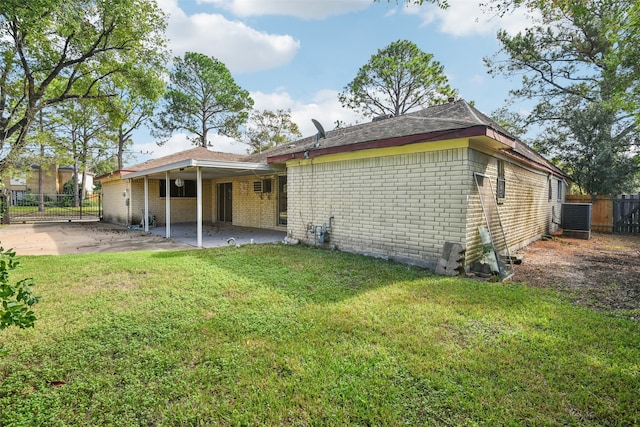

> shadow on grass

[
  {"left": 156, "top": 243, "right": 432, "bottom": 305},
  {"left": 147, "top": 243, "right": 554, "bottom": 314},
  {"left": 3, "top": 243, "right": 640, "bottom": 426}
]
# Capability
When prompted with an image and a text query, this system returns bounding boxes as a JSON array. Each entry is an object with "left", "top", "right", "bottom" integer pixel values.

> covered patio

[
  {"left": 120, "top": 148, "right": 286, "bottom": 248},
  {"left": 143, "top": 223, "right": 286, "bottom": 248}
]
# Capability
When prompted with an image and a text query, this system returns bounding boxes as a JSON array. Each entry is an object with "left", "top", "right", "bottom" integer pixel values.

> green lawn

[
  {"left": 1, "top": 245, "right": 638, "bottom": 426},
  {"left": 8, "top": 204, "right": 100, "bottom": 217}
]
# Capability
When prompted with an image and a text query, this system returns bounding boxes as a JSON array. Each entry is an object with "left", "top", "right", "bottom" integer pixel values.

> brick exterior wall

[
  {"left": 128, "top": 179, "right": 212, "bottom": 226},
  {"left": 465, "top": 149, "right": 564, "bottom": 263},
  {"left": 215, "top": 176, "right": 281, "bottom": 229},
  {"left": 286, "top": 148, "right": 469, "bottom": 269},
  {"left": 286, "top": 145, "right": 565, "bottom": 269},
  {"left": 101, "top": 175, "right": 284, "bottom": 231},
  {"left": 101, "top": 143, "right": 563, "bottom": 271},
  {"left": 101, "top": 174, "right": 130, "bottom": 225}
]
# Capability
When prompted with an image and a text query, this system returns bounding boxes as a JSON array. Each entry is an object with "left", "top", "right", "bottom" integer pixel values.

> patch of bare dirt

[
  {"left": 0, "top": 222, "right": 193, "bottom": 255},
  {"left": 511, "top": 232, "right": 640, "bottom": 312}
]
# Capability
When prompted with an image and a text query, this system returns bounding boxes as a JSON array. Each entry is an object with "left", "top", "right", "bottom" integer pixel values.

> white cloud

[
  {"left": 130, "top": 133, "right": 246, "bottom": 164},
  {"left": 159, "top": 0, "right": 300, "bottom": 73},
  {"left": 402, "top": 1, "right": 538, "bottom": 37},
  {"left": 384, "top": 8, "right": 397, "bottom": 18},
  {"left": 199, "top": 0, "right": 371, "bottom": 19},
  {"left": 251, "top": 89, "right": 364, "bottom": 136},
  {"left": 130, "top": 88, "right": 364, "bottom": 163}
]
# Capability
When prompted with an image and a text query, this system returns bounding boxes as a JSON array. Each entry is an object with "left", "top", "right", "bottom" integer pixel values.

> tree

[
  {"left": 339, "top": 40, "right": 457, "bottom": 118},
  {"left": 490, "top": 107, "right": 529, "bottom": 138},
  {"left": 0, "top": 0, "right": 167, "bottom": 175},
  {"left": 152, "top": 52, "right": 254, "bottom": 148},
  {"left": 103, "top": 73, "right": 165, "bottom": 170},
  {"left": 243, "top": 109, "right": 302, "bottom": 154},
  {"left": 535, "top": 102, "right": 639, "bottom": 195},
  {"left": 54, "top": 100, "right": 111, "bottom": 205},
  {"left": 483, "top": 0, "right": 639, "bottom": 119},
  {"left": 617, "top": 1, "right": 640, "bottom": 119},
  {"left": 24, "top": 109, "right": 60, "bottom": 212},
  {"left": 485, "top": 0, "right": 639, "bottom": 195}
]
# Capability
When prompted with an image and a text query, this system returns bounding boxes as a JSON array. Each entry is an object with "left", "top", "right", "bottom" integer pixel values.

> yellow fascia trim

[{"left": 287, "top": 138, "right": 470, "bottom": 166}]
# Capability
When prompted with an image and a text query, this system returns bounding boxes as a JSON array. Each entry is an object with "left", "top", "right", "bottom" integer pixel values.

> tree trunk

[
  {"left": 72, "top": 129, "right": 80, "bottom": 208},
  {"left": 118, "top": 126, "right": 125, "bottom": 170},
  {"left": 80, "top": 132, "right": 90, "bottom": 202},
  {"left": 38, "top": 143, "right": 45, "bottom": 212}
]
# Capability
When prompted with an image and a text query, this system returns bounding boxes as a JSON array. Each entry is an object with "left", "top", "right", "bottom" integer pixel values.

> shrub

[{"left": 0, "top": 246, "right": 38, "bottom": 354}]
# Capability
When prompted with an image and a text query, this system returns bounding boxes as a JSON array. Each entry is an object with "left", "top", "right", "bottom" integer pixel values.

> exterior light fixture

[{"left": 175, "top": 178, "right": 184, "bottom": 188}]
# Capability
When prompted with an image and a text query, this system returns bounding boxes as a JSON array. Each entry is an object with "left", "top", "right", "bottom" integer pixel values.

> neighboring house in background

[
  {"left": 2, "top": 164, "right": 94, "bottom": 205},
  {"left": 98, "top": 100, "right": 569, "bottom": 274}
]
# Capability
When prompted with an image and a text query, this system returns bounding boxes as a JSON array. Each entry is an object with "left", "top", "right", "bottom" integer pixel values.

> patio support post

[
  {"left": 165, "top": 172, "right": 171, "bottom": 239},
  {"left": 144, "top": 176, "right": 149, "bottom": 232},
  {"left": 197, "top": 166, "right": 203, "bottom": 248}
]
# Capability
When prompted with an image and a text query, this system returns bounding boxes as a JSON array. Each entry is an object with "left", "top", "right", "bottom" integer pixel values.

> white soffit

[{"left": 122, "top": 159, "right": 275, "bottom": 180}]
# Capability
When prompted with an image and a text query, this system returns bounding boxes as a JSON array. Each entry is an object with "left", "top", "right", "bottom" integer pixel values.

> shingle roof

[
  {"left": 244, "top": 100, "right": 507, "bottom": 163},
  {"left": 250, "top": 99, "right": 567, "bottom": 179},
  {"left": 125, "top": 147, "right": 246, "bottom": 172},
  {"left": 115, "top": 101, "right": 566, "bottom": 180}
]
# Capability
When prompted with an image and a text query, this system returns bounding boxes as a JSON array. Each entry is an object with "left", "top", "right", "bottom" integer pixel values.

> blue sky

[{"left": 130, "top": 0, "right": 537, "bottom": 164}]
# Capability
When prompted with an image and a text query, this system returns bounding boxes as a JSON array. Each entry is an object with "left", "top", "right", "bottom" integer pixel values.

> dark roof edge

[
  {"left": 95, "top": 170, "right": 136, "bottom": 181},
  {"left": 502, "top": 148, "right": 569, "bottom": 180},
  {"left": 267, "top": 125, "right": 493, "bottom": 163}
]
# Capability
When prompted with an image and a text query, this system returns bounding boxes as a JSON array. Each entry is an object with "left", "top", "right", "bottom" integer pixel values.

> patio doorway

[
  {"left": 278, "top": 175, "right": 287, "bottom": 226},
  {"left": 217, "top": 183, "right": 232, "bottom": 222}
]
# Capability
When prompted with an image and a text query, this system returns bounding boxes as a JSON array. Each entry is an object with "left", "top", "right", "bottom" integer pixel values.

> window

[
  {"left": 159, "top": 179, "right": 197, "bottom": 197},
  {"left": 557, "top": 180, "right": 563, "bottom": 201},
  {"left": 253, "top": 179, "right": 272, "bottom": 194},
  {"left": 496, "top": 159, "right": 506, "bottom": 200},
  {"left": 548, "top": 178, "right": 553, "bottom": 201},
  {"left": 262, "top": 178, "right": 272, "bottom": 193}
]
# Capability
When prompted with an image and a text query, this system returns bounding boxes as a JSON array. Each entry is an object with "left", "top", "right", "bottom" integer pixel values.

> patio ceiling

[{"left": 122, "top": 159, "right": 282, "bottom": 181}]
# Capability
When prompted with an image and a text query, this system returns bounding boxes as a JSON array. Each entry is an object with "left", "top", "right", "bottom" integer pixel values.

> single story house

[{"left": 98, "top": 100, "right": 569, "bottom": 276}]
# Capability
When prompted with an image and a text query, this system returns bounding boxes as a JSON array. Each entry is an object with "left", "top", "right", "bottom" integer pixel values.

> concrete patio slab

[
  {"left": 0, "top": 221, "right": 286, "bottom": 255},
  {"left": 143, "top": 222, "right": 286, "bottom": 248}
]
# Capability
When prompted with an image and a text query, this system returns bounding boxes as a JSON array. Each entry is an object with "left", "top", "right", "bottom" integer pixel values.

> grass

[
  {"left": 1, "top": 244, "right": 639, "bottom": 426},
  {"left": 8, "top": 204, "right": 100, "bottom": 217}
]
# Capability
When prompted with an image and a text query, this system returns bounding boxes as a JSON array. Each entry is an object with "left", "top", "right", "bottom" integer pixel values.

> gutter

[
  {"left": 267, "top": 125, "right": 508, "bottom": 163},
  {"left": 121, "top": 159, "right": 274, "bottom": 180}
]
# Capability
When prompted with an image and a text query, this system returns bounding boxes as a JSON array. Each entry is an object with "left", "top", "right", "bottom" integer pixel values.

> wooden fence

[
  {"left": 565, "top": 194, "right": 640, "bottom": 233},
  {"left": 613, "top": 194, "right": 640, "bottom": 233}
]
